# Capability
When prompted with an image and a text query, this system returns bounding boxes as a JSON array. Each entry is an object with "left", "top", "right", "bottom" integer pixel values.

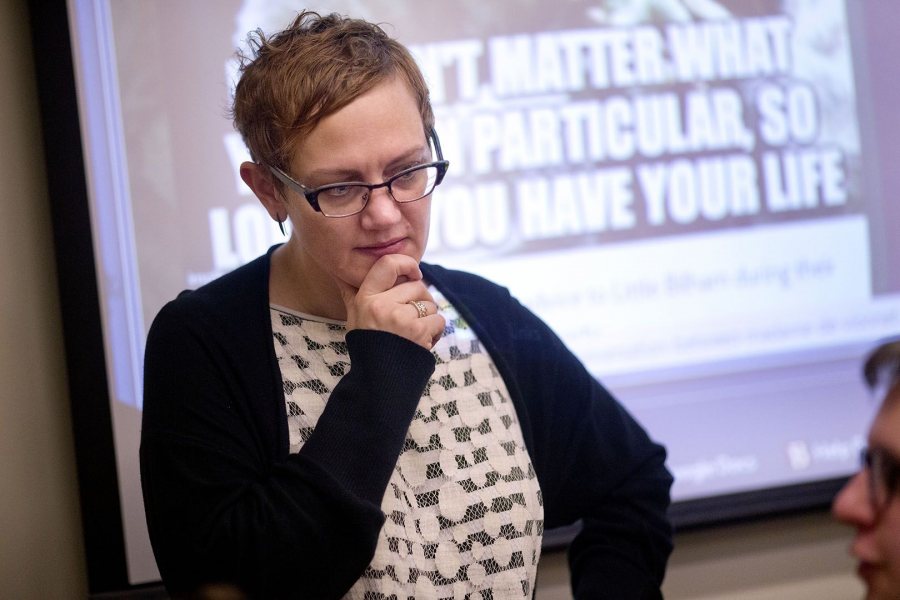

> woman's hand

[{"left": 335, "top": 255, "right": 446, "bottom": 349}]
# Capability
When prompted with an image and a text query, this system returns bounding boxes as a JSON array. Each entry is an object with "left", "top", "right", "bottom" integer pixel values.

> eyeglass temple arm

[
  {"left": 429, "top": 128, "right": 449, "bottom": 186},
  {"left": 431, "top": 128, "right": 448, "bottom": 161}
]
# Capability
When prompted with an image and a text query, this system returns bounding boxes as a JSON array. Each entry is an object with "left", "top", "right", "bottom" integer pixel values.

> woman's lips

[{"left": 357, "top": 238, "right": 407, "bottom": 257}]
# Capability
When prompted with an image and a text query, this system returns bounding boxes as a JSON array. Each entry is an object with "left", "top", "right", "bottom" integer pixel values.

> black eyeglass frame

[
  {"left": 267, "top": 128, "right": 449, "bottom": 218},
  {"left": 861, "top": 446, "right": 900, "bottom": 514}
]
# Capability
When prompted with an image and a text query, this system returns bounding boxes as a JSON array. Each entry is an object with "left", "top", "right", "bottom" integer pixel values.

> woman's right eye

[{"left": 323, "top": 185, "right": 352, "bottom": 198}]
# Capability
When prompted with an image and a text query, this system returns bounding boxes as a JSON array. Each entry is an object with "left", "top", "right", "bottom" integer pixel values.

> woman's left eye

[{"left": 393, "top": 164, "right": 421, "bottom": 178}]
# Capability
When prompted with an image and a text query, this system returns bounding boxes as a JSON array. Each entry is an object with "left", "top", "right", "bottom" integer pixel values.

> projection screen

[{"left": 65, "top": 0, "right": 899, "bottom": 585}]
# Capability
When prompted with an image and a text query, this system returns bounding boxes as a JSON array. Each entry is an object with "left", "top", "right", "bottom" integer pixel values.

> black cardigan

[{"left": 140, "top": 248, "right": 673, "bottom": 598}]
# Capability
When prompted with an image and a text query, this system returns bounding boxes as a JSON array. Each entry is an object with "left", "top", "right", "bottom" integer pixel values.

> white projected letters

[
  {"left": 412, "top": 10, "right": 859, "bottom": 255},
  {"left": 638, "top": 154, "right": 759, "bottom": 225},
  {"left": 763, "top": 149, "right": 847, "bottom": 212},
  {"left": 516, "top": 167, "right": 635, "bottom": 240},
  {"left": 416, "top": 16, "right": 793, "bottom": 99},
  {"left": 460, "top": 88, "right": 755, "bottom": 174},
  {"left": 665, "top": 16, "right": 791, "bottom": 81}
]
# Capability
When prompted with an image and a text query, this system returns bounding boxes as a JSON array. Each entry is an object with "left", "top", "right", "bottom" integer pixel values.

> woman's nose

[{"left": 359, "top": 186, "right": 402, "bottom": 227}]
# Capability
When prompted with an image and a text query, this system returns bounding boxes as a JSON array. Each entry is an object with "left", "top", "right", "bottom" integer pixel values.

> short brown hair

[{"left": 231, "top": 11, "right": 434, "bottom": 170}]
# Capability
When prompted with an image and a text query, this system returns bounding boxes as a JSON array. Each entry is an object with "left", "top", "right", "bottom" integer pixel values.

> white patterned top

[{"left": 270, "top": 288, "right": 544, "bottom": 599}]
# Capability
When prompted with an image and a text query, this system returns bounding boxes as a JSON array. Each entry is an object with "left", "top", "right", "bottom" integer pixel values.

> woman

[{"left": 140, "top": 11, "right": 672, "bottom": 599}]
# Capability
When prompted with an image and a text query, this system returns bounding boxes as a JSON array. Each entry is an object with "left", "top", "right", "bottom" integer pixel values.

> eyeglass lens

[
  {"left": 863, "top": 447, "right": 900, "bottom": 512},
  {"left": 317, "top": 164, "right": 440, "bottom": 217}
]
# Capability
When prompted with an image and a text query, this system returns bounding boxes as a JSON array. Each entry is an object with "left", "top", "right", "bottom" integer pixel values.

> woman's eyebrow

[
  {"left": 384, "top": 144, "right": 431, "bottom": 167},
  {"left": 303, "top": 144, "right": 430, "bottom": 183},
  {"left": 302, "top": 167, "right": 363, "bottom": 184}
]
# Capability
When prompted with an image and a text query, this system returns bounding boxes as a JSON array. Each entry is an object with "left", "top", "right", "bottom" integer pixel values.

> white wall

[
  {"left": 0, "top": 0, "right": 88, "bottom": 597},
  {"left": 0, "top": 0, "right": 868, "bottom": 597}
]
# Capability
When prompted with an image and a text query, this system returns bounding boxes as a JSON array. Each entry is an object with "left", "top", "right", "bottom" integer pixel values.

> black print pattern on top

[{"left": 270, "top": 288, "right": 544, "bottom": 599}]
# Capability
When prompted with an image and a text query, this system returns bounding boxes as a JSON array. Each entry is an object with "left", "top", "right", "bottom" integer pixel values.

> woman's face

[{"left": 281, "top": 77, "right": 433, "bottom": 305}]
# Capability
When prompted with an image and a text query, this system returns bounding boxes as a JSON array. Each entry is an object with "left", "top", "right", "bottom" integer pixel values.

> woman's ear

[{"left": 240, "top": 161, "right": 284, "bottom": 220}]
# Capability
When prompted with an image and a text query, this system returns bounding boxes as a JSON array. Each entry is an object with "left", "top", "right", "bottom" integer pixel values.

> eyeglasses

[
  {"left": 268, "top": 128, "right": 450, "bottom": 218},
  {"left": 861, "top": 446, "right": 900, "bottom": 513}
]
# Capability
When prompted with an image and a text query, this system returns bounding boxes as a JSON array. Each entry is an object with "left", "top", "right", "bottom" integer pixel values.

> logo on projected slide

[
  {"left": 786, "top": 440, "right": 812, "bottom": 470},
  {"left": 786, "top": 436, "right": 865, "bottom": 471}
]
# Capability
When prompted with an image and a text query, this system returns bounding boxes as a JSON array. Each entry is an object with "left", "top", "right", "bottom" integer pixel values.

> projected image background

[{"left": 68, "top": 0, "right": 899, "bottom": 584}]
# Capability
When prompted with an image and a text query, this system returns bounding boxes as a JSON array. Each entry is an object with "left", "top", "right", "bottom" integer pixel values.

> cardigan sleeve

[{"left": 140, "top": 299, "right": 435, "bottom": 598}]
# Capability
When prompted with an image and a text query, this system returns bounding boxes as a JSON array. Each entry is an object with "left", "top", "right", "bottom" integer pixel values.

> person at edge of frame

[{"left": 834, "top": 337, "right": 900, "bottom": 600}]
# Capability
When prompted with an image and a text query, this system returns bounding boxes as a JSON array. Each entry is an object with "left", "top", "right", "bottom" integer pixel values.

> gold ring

[{"left": 408, "top": 300, "right": 428, "bottom": 318}]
